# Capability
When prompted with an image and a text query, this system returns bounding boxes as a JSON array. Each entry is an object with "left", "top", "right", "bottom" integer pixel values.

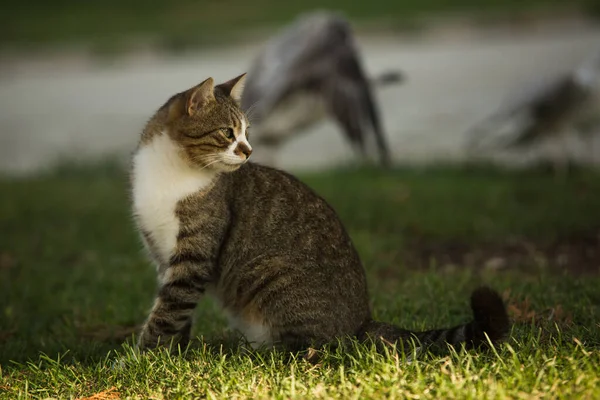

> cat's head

[{"left": 163, "top": 74, "right": 252, "bottom": 172}]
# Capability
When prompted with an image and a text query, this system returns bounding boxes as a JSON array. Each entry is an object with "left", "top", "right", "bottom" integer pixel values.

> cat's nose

[{"left": 234, "top": 143, "right": 253, "bottom": 158}]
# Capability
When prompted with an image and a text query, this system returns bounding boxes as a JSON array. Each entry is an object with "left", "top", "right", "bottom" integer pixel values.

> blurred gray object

[
  {"left": 465, "top": 48, "right": 600, "bottom": 169},
  {"left": 241, "top": 10, "right": 405, "bottom": 168}
]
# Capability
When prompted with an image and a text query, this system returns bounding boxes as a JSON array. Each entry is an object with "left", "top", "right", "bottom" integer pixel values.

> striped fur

[
  {"left": 358, "top": 287, "right": 510, "bottom": 353},
  {"left": 131, "top": 74, "right": 511, "bottom": 355}
]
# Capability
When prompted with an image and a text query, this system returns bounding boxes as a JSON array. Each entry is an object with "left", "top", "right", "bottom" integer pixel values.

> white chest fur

[{"left": 132, "top": 133, "right": 215, "bottom": 266}]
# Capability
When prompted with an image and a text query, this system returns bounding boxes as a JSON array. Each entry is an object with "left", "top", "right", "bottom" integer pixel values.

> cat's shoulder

[
  {"left": 234, "top": 161, "right": 304, "bottom": 183},
  {"left": 231, "top": 162, "right": 327, "bottom": 201}
]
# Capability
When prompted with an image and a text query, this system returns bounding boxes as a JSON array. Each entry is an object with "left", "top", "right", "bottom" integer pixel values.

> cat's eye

[{"left": 221, "top": 128, "right": 235, "bottom": 140}]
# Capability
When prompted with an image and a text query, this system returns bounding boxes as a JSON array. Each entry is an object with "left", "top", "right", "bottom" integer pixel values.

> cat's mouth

[
  {"left": 222, "top": 154, "right": 250, "bottom": 164},
  {"left": 195, "top": 154, "right": 249, "bottom": 172},
  {"left": 218, "top": 157, "right": 249, "bottom": 171}
]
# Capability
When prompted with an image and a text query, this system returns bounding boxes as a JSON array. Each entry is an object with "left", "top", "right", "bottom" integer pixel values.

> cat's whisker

[
  {"left": 191, "top": 153, "right": 220, "bottom": 163},
  {"left": 244, "top": 101, "right": 266, "bottom": 125},
  {"left": 245, "top": 99, "right": 262, "bottom": 115},
  {"left": 203, "top": 159, "right": 222, "bottom": 168},
  {"left": 195, "top": 154, "right": 219, "bottom": 163},
  {"left": 197, "top": 159, "right": 222, "bottom": 171},
  {"left": 244, "top": 101, "right": 261, "bottom": 119}
]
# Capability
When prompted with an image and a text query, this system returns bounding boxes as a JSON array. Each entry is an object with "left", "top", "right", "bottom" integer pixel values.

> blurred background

[{"left": 1, "top": 0, "right": 600, "bottom": 174}]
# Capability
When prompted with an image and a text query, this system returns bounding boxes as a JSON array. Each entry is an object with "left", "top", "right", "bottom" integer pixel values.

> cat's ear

[
  {"left": 216, "top": 73, "right": 247, "bottom": 104},
  {"left": 186, "top": 77, "right": 216, "bottom": 115}
]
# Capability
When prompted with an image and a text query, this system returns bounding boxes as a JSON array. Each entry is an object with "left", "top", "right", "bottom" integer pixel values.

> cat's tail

[{"left": 358, "top": 286, "right": 510, "bottom": 353}]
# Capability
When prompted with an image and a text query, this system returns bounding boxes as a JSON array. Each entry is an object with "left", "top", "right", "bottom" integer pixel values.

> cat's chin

[
  {"left": 212, "top": 161, "right": 247, "bottom": 173},
  {"left": 192, "top": 157, "right": 248, "bottom": 173},
  {"left": 220, "top": 164, "right": 243, "bottom": 172}
]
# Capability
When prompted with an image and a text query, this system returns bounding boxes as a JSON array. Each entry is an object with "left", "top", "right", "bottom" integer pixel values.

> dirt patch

[
  {"left": 0, "top": 330, "right": 15, "bottom": 343},
  {"left": 403, "top": 228, "right": 600, "bottom": 275},
  {"left": 76, "top": 387, "right": 120, "bottom": 400},
  {"left": 77, "top": 323, "right": 139, "bottom": 344},
  {"left": 502, "top": 288, "right": 573, "bottom": 326}
]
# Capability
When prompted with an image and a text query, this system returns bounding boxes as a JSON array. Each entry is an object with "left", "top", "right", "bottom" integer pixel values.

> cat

[{"left": 130, "top": 73, "right": 510, "bottom": 356}]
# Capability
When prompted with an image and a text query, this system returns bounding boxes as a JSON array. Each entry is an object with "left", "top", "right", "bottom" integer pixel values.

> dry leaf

[
  {"left": 504, "top": 293, "right": 572, "bottom": 326},
  {"left": 507, "top": 296, "right": 537, "bottom": 322},
  {"left": 77, "top": 387, "right": 120, "bottom": 400}
]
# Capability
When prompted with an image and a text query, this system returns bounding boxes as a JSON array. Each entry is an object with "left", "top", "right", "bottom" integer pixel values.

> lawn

[
  {"left": 1, "top": 0, "right": 596, "bottom": 51},
  {"left": 1, "top": 162, "right": 599, "bottom": 399}
]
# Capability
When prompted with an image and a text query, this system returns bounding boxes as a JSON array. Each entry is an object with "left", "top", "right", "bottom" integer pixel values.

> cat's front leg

[{"left": 138, "top": 254, "right": 213, "bottom": 351}]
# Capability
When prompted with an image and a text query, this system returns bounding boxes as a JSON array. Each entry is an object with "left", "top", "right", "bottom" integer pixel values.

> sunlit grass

[{"left": 1, "top": 162, "right": 599, "bottom": 399}]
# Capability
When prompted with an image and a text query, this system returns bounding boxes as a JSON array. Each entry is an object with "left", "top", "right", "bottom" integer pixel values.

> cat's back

[
  {"left": 229, "top": 161, "right": 340, "bottom": 221},
  {"left": 222, "top": 161, "right": 359, "bottom": 262}
]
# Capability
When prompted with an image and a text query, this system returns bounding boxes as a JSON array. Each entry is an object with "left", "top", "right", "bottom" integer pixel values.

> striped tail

[{"left": 359, "top": 286, "right": 510, "bottom": 353}]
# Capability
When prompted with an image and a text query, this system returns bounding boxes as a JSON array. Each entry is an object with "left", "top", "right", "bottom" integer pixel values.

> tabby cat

[{"left": 130, "top": 74, "right": 510, "bottom": 355}]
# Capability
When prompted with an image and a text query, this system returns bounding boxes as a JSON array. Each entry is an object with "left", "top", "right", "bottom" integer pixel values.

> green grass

[
  {"left": 1, "top": 162, "right": 600, "bottom": 399},
  {"left": 1, "top": 0, "right": 595, "bottom": 52}
]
